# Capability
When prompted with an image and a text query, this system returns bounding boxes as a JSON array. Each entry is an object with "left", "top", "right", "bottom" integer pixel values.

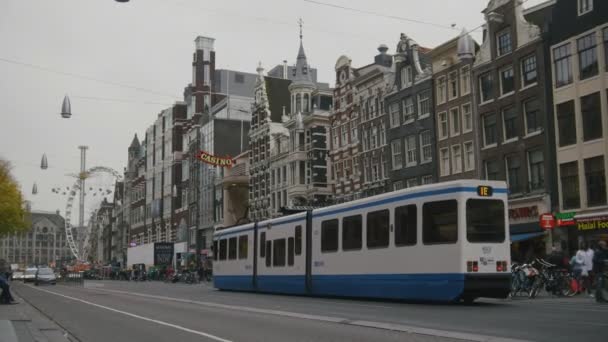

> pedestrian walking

[
  {"left": 592, "top": 240, "right": 608, "bottom": 303},
  {"left": 582, "top": 242, "right": 595, "bottom": 296},
  {"left": 0, "top": 261, "right": 17, "bottom": 305},
  {"left": 571, "top": 245, "right": 586, "bottom": 294}
]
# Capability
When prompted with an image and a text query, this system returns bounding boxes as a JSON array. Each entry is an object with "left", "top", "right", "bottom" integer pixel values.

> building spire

[{"left": 298, "top": 17, "right": 303, "bottom": 41}]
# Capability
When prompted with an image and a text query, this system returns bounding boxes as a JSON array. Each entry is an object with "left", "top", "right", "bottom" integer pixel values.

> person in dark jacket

[
  {"left": 547, "top": 246, "right": 566, "bottom": 268},
  {"left": 593, "top": 240, "right": 608, "bottom": 303}
]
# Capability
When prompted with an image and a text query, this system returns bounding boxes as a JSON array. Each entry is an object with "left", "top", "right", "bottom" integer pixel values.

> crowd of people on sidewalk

[{"left": 546, "top": 240, "right": 608, "bottom": 302}]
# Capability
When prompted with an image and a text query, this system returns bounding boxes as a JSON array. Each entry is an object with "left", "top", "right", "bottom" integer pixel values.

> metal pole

[{"left": 78, "top": 146, "right": 88, "bottom": 260}]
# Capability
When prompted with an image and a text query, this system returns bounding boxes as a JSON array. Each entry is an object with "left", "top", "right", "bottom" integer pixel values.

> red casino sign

[{"left": 197, "top": 151, "right": 235, "bottom": 168}]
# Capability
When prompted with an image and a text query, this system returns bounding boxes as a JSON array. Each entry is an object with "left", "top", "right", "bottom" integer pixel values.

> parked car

[
  {"left": 35, "top": 267, "right": 57, "bottom": 285},
  {"left": 12, "top": 271, "right": 25, "bottom": 281},
  {"left": 24, "top": 267, "right": 38, "bottom": 282}
]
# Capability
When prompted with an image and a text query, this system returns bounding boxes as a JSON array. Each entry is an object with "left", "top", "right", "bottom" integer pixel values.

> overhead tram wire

[{"left": 0, "top": 57, "right": 180, "bottom": 100}]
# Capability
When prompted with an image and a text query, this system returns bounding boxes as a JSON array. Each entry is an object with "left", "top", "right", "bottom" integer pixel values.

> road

[{"left": 12, "top": 280, "right": 607, "bottom": 342}]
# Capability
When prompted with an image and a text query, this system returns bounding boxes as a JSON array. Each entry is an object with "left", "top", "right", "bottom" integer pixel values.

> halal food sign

[{"left": 197, "top": 151, "right": 234, "bottom": 168}]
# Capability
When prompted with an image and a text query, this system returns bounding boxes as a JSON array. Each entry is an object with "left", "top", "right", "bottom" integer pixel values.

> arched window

[
  {"left": 296, "top": 93, "right": 302, "bottom": 113},
  {"left": 303, "top": 93, "right": 310, "bottom": 113}
]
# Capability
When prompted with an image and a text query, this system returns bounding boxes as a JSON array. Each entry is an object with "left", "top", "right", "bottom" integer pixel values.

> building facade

[
  {"left": 0, "top": 211, "right": 71, "bottom": 267},
  {"left": 549, "top": 0, "right": 608, "bottom": 250},
  {"left": 472, "top": 0, "right": 556, "bottom": 245},
  {"left": 385, "top": 34, "right": 435, "bottom": 190},
  {"left": 429, "top": 31, "right": 479, "bottom": 182}
]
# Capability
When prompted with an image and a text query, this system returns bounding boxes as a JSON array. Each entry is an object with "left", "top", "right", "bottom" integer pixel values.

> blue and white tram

[{"left": 213, "top": 180, "right": 511, "bottom": 302}]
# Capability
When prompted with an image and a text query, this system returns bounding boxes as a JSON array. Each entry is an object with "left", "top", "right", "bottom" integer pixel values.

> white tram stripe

[{"left": 28, "top": 286, "right": 232, "bottom": 342}]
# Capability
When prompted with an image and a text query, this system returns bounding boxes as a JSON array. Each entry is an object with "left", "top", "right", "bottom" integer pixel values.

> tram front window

[{"left": 466, "top": 199, "right": 505, "bottom": 243}]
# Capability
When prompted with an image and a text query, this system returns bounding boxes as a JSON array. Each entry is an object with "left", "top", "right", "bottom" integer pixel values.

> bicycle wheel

[{"left": 529, "top": 278, "right": 542, "bottom": 298}]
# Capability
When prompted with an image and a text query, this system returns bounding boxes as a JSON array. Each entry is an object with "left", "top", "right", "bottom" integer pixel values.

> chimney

[
  {"left": 283, "top": 60, "right": 288, "bottom": 79},
  {"left": 374, "top": 44, "right": 392, "bottom": 68}
]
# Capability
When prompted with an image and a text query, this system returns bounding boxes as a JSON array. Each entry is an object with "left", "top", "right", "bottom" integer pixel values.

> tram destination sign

[{"left": 477, "top": 185, "right": 493, "bottom": 197}]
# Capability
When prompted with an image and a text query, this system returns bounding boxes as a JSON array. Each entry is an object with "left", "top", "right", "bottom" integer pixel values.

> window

[
  {"left": 462, "top": 103, "right": 472, "bottom": 133},
  {"left": 219, "top": 239, "right": 227, "bottom": 260},
  {"left": 288, "top": 237, "right": 294, "bottom": 266},
  {"left": 370, "top": 126, "right": 377, "bottom": 149},
  {"left": 524, "top": 98, "right": 542, "bottom": 135},
  {"left": 389, "top": 102, "right": 400, "bottom": 128},
  {"left": 460, "top": 66, "right": 471, "bottom": 95},
  {"left": 228, "top": 237, "right": 237, "bottom": 260},
  {"left": 466, "top": 199, "right": 505, "bottom": 243},
  {"left": 452, "top": 145, "right": 462, "bottom": 174},
  {"left": 440, "top": 148, "right": 450, "bottom": 176},
  {"left": 528, "top": 149, "right": 545, "bottom": 191},
  {"left": 265, "top": 241, "right": 272, "bottom": 267},
  {"left": 485, "top": 159, "right": 501, "bottom": 180},
  {"left": 500, "top": 66, "right": 515, "bottom": 95},
  {"left": 560, "top": 161, "right": 580, "bottom": 209},
  {"left": 497, "top": 28, "right": 512, "bottom": 56},
  {"left": 406, "top": 178, "right": 418, "bottom": 188},
  {"left": 585, "top": 156, "right": 606, "bottom": 207},
  {"left": 450, "top": 107, "right": 460, "bottom": 136},
  {"left": 203, "top": 65, "right": 210, "bottom": 85},
  {"left": 557, "top": 100, "right": 576, "bottom": 146},
  {"left": 391, "top": 140, "right": 403, "bottom": 170},
  {"left": 260, "top": 232, "right": 266, "bottom": 258},
  {"left": 367, "top": 210, "right": 389, "bottom": 248},
  {"left": 421, "top": 175, "right": 433, "bottom": 184},
  {"left": 464, "top": 141, "right": 475, "bottom": 171},
  {"left": 401, "top": 66, "right": 413, "bottom": 88},
  {"left": 393, "top": 181, "right": 404, "bottom": 191},
  {"left": 423, "top": 200, "right": 457, "bottom": 244},
  {"left": 438, "top": 112, "right": 448, "bottom": 139},
  {"left": 332, "top": 127, "right": 339, "bottom": 148},
  {"left": 578, "top": 0, "right": 593, "bottom": 15},
  {"left": 403, "top": 97, "right": 415, "bottom": 123},
  {"left": 321, "top": 219, "right": 339, "bottom": 252},
  {"left": 234, "top": 73, "right": 245, "bottom": 83},
  {"left": 578, "top": 33, "right": 598, "bottom": 80},
  {"left": 483, "top": 113, "right": 497, "bottom": 147},
  {"left": 395, "top": 205, "right": 416, "bottom": 246},
  {"left": 405, "top": 135, "right": 417, "bottom": 166},
  {"left": 213, "top": 241, "right": 218, "bottom": 261},
  {"left": 479, "top": 72, "right": 494, "bottom": 103},
  {"left": 238, "top": 235, "right": 248, "bottom": 259},
  {"left": 341, "top": 124, "right": 348, "bottom": 145},
  {"left": 351, "top": 119, "right": 358, "bottom": 142},
  {"left": 418, "top": 131, "right": 431, "bottom": 163},
  {"left": 380, "top": 122, "right": 386, "bottom": 146},
  {"left": 273, "top": 239, "right": 286, "bottom": 267},
  {"left": 295, "top": 225, "right": 302, "bottom": 255},
  {"left": 521, "top": 54, "right": 538, "bottom": 87},
  {"left": 502, "top": 106, "right": 518, "bottom": 141},
  {"left": 448, "top": 71, "right": 458, "bottom": 100},
  {"left": 437, "top": 76, "right": 447, "bottom": 104},
  {"left": 342, "top": 215, "right": 362, "bottom": 251},
  {"left": 581, "top": 92, "right": 602, "bottom": 141},
  {"left": 506, "top": 155, "right": 521, "bottom": 193},
  {"left": 554, "top": 44, "right": 573, "bottom": 88},
  {"left": 418, "top": 91, "right": 431, "bottom": 118}
]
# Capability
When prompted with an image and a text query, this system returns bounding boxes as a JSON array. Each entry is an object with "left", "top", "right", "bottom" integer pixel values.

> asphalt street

[{"left": 12, "top": 280, "right": 608, "bottom": 342}]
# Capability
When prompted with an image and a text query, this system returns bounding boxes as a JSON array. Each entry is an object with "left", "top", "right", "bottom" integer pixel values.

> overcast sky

[{"left": 0, "top": 0, "right": 546, "bottom": 218}]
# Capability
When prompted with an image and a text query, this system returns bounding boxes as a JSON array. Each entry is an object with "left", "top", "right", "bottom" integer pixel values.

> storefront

[
  {"left": 508, "top": 195, "right": 551, "bottom": 263},
  {"left": 551, "top": 211, "right": 608, "bottom": 255}
]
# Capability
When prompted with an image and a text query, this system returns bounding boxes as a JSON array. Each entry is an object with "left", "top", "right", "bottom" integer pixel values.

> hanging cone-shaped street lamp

[
  {"left": 32, "top": 182, "right": 38, "bottom": 195},
  {"left": 61, "top": 95, "right": 71, "bottom": 118},
  {"left": 40, "top": 153, "right": 48, "bottom": 170}
]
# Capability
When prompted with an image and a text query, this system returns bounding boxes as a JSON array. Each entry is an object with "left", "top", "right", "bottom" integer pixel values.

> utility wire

[{"left": 0, "top": 57, "right": 180, "bottom": 99}]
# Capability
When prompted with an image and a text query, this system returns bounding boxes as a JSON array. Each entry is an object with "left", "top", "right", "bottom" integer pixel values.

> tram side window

[
  {"left": 288, "top": 237, "right": 295, "bottom": 266},
  {"left": 273, "top": 239, "right": 286, "bottom": 267},
  {"left": 213, "top": 241, "right": 218, "bottom": 261},
  {"left": 395, "top": 205, "right": 417, "bottom": 246},
  {"left": 295, "top": 225, "right": 302, "bottom": 255},
  {"left": 260, "top": 232, "right": 266, "bottom": 258},
  {"left": 228, "top": 237, "right": 237, "bottom": 260},
  {"left": 466, "top": 199, "right": 505, "bottom": 243},
  {"left": 321, "top": 219, "right": 339, "bottom": 252},
  {"left": 219, "top": 239, "right": 227, "bottom": 260},
  {"left": 342, "top": 215, "right": 362, "bottom": 250},
  {"left": 265, "top": 241, "right": 272, "bottom": 267},
  {"left": 423, "top": 200, "right": 458, "bottom": 244},
  {"left": 238, "top": 235, "right": 248, "bottom": 259},
  {"left": 367, "top": 209, "right": 390, "bottom": 248}
]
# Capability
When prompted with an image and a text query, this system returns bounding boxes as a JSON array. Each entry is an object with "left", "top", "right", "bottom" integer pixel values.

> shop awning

[{"left": 510, "top": 231, "right": 545, "bottom": 242}]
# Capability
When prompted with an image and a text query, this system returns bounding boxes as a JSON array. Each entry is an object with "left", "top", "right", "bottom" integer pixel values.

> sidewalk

[{"left": 0, "top": 287, "right": 71, "bottom": 342}]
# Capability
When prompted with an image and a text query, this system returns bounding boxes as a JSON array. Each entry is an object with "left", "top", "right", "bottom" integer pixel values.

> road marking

[
  {"left": 68, "top": 286, "right": 532, "bottom": 342},
  {"left": 27, "top": 286, "right": 232, "bottom": 342}
]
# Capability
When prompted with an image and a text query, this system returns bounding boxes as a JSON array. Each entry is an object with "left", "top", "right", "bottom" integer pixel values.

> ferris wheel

[{"left": 63, "top": 166, "right": 123, "bottom": 260}]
